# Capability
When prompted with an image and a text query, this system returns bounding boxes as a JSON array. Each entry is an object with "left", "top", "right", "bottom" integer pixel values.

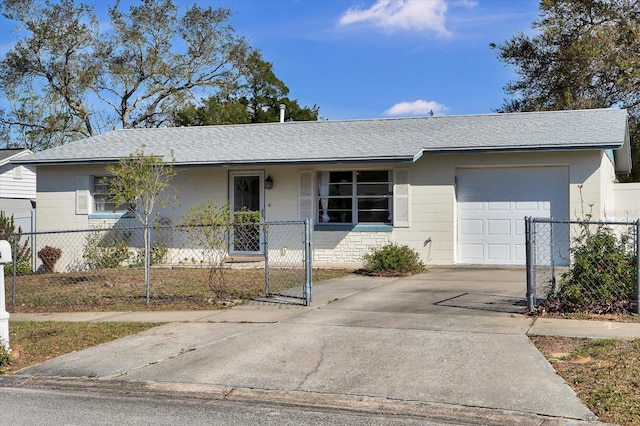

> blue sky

[{"left": 0, "top": 0, "right": 541, "bottom": 121}]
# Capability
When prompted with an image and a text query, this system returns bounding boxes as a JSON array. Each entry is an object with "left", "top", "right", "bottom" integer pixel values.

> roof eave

[
  {"left": 15, "top": 155, "right": 418, "bottom": 168},
  {"left": 420, "top": 143, "right": 624, "bottom": 155},
  {"left": 0, "top": 149, "right": 33, "bottom": 167},
  {"left": 613, "top": 124, "right": 632, "bottom": 174}
]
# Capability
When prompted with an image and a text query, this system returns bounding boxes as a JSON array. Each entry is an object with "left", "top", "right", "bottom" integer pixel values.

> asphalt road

[{"left": 0, "top": 387, "right": 450, "bottom": 426}]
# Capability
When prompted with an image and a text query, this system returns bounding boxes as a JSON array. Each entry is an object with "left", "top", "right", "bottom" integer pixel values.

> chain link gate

[
  {"left": 525, "top": 217, "right": 640, "bottom": 315},
  {"left": 262, "top": 219, "right": 313, "bottom": 306}
]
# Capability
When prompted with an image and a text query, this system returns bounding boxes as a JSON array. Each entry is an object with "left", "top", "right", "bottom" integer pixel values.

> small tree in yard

[{"left": 106, "top": 149, "right": 177, "bottom": 303}]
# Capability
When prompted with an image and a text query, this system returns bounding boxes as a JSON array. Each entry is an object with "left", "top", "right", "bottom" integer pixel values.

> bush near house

[
  {"left": 362, "top": 243, "right": 425, "bottom": 275},
  {"left": 546, "top": 223, "right": 637, "bottom": 315}
]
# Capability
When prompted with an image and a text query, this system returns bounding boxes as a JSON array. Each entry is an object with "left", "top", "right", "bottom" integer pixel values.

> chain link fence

[
  {"left": 525, "top": 217, "right": 640, "bottom": 315},
  {"left": 2, "top": 220, "right": 312, "bottom": 312}
]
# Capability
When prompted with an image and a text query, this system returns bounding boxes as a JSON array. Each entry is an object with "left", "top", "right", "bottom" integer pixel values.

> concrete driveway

[{"left": 13, "top": 267, "right": 597, "bottom": 423}]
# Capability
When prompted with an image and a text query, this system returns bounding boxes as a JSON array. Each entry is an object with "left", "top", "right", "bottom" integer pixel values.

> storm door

[{"left": 229, "top": 171, "right": 264, "bottom": 254}]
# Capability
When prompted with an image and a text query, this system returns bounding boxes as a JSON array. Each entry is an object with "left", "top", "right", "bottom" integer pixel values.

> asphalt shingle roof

[
  {"left": 17, "top": 108, "right": 629, "bottom": 167},
  {"left": 0, "top": 148, "right": 30, "bottom": 162}
]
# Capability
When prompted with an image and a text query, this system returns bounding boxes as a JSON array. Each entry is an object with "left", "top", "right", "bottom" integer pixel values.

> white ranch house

[{"left": 17, "top": 108, "right": 632, "bottom": 267}]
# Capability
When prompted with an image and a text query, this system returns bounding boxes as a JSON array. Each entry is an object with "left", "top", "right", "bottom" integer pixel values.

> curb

[{"left": 0, "top": 375, "right": 608, "bottom": 426}]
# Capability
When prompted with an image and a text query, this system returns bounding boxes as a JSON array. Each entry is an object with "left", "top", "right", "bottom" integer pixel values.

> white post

[{"left": 0, "top": 240, "right": 13, "bottom": 351}]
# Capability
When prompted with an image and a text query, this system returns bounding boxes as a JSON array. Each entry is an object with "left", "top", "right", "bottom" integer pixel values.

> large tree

[
  {"left": 494, "top": 0, "right": 640, "bottom": 179},
  {"left": 175, "top": 50, "right": 319, "bottom": 126},
  {"left": 0, "top": 0, "right": 250, "bottom": 149}
]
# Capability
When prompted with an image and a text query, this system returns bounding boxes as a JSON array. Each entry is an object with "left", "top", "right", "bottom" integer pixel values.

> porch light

[{"left": 265, "top": 175, "right": 274, "bottom": 189}]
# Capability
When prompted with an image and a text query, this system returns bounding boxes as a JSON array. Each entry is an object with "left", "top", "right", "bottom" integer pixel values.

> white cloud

[
  {"left": 384, "top": 100, "right": 448, "bottom": 116},
  {"left": 339, "top": 0, "right": 451, "bottom": 36}
]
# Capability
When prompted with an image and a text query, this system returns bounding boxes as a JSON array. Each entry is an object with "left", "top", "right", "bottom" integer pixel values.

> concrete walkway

[{"left": 5, "top": 267, "right": 639, "bottom": 425}]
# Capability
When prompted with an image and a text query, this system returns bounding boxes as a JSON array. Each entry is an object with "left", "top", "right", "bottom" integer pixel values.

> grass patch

[
  {"left": 5, "top": 268, "right": 353, "bottom": 313},
  {"left": 531, "top": 336, "right": 640, "bottom": 426},
  {"left": 1, "top": 321, "right": 160, "bottom": 375}
]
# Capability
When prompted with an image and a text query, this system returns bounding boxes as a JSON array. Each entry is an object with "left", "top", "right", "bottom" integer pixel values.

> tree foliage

[
  {"left": 494, "top": 0, "right": 640, "bottom": 179},
  {"left": 175, "top": 50, "right": 319, "bottom": 126},
  {"left": 105, "top": 149, "right": 177, "bottom": 228},
  {"left": 0, "top": 0, "right": 271, "bottom": 149}
]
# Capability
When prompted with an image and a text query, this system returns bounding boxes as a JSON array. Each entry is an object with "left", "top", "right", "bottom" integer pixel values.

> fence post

[
  {"left": 31, "top": 210, "right": 36, "bottom": 275},
  {"left": 145, "top": 225, "right": 151, "bottom": 305},
  {"left": 263, "top": 223, "right": 270, "bottom": 296},
  {"left": 525, "top": 216, "right": 536, "bottom": 312},
  {"left": 304, "top": 218, "right": 313, "bottom": 306},
  {"left": 11, "top": 237, "right": 17, "bottom": 306},
  {"left": 636, "top": 220, "right": 640, "bottom": 316},
  {"left": 549, "top": 220, "right": 557, "bottom": 295}
]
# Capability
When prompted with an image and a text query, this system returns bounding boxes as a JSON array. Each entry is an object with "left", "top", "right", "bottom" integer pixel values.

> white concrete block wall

[
  {"left": 313, "top": 231, "right": 393, "bottom": 265},
  {"left": 34, "top": 150, "right": 611, "bottom": 267},
  {"left": 610, "top": 182, "right": 640, "bottom": 221}
]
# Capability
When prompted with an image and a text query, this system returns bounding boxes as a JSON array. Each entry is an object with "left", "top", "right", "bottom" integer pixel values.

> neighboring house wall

[
  {"left": 0, "top": 164, "right": 36, "bottom": 200},
  {"left": 0, "top": 150, "right": 36, "bottom": 218}
]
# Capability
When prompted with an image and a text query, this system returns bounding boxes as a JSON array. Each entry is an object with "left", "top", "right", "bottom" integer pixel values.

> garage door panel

[
  {"left": 459, "top": 244, "right": 484, "bottom": 261},
  {"left": 487, "top": 201, "right": 511, "bottom": 211},
  {"left": 459, "top": 201, "right": 483, "bottom": 211},
  {"left": 487, "top": 244, "right": 511, "bottom": 260},
  {"left": 460, "top": 219, "right": 484, "bottom": 235},
  {"left": 457, "top": 167, "right": 568, "bottom": 265},
  {"left": 487, "top": 219, "right": 510, "bottom": 236},
  {"left": 514, "top": 201, "right": 539, "bottom": 211}
]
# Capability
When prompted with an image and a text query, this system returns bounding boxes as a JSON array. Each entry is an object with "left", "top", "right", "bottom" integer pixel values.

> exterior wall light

[{"left": 265, "top": 175, "right": 274, "bottom": 189}]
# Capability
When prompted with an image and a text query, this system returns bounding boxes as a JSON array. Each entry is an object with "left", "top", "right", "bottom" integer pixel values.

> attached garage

[{"left": 456, "top": 166, "right": 569, "bottom": 265}]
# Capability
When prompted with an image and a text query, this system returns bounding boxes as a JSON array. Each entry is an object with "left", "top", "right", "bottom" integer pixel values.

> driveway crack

[{"left": 296, "top": 340, "right": 326, "bottom": 391}]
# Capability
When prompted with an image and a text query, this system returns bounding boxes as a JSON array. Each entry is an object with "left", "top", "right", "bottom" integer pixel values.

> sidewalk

[{"left": 11, "top": 309, "right": 640, "bottom": 340}]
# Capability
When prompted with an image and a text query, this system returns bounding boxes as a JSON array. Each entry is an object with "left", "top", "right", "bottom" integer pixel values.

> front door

[{"left": 230, "top": 171, "right": 264, "bottom": 254}]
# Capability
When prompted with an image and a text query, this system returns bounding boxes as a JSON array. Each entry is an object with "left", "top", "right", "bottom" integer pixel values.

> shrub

[
  {"left": 5, "top": 259, "right": 32, "bottom": 276},
  {"left": 548, "top": 224, "right": 636, "bottom": 314},
  {"left": 83, "top": 229, "right": 132, "bottom": 269},
  {"left": 362, "top": 243, "right": 425, "bottom": 275},
  {"left": 0, "top": 211, "right": 32, "bottom": 276},
  {"left": 0, "top": 345, "right": 11, "bottom": 373},
  {"left": 132, "top": 242, "right": 168, "bottom": 266},
  {"left": 38, "top": 245, "right": 62, "bottom": 273}
]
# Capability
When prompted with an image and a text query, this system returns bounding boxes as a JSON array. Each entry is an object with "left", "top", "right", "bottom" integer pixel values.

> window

[
  {"left": 317, "top": 170, "right": 392, "bottom": 225},
  {"left": 92, "top": 176, "right": 129, "bottom": 213}
]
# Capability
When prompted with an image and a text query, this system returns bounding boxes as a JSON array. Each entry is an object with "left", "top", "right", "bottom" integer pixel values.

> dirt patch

[{"left": 530, "top": 335, "right": 590, "bottom": 360}]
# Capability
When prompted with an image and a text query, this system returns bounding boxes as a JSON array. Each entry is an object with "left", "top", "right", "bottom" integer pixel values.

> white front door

[
  {"left": 230, "top": 171, "right": 264, "bottom": 254},
  {"left": 457, "top": 166, "right": 569, "bottom": 265}
]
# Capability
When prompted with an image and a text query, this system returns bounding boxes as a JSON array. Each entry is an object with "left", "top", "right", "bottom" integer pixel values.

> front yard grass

[
  {"left": 531, "top": 336, "right": 640, "bottom": 426},
  {"left": 5, "top": 268, "right": 353, "bottom": 312},
  {"left": 1, "top": 321, "right": 160, "bottom": 375}
]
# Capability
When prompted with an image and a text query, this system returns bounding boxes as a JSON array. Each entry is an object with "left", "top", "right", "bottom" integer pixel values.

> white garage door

[{"left": 457, "top": 167, "right": 568, "bottom": 265}]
